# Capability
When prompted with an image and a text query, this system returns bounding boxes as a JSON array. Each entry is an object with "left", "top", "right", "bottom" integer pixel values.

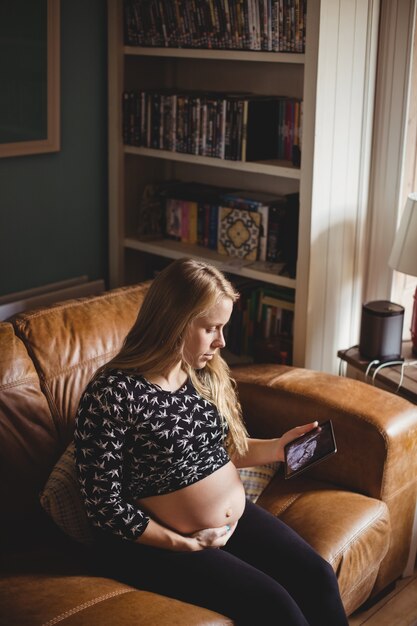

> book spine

[
  {"left": 166, "top": 198, "right": 181, "bottom": 241},
  {"left": 204, "top": 203, "right": 211, "bottom": 247},
  {"left": 218, "top": 99, "right": 227, "bottom": 159},
  {"left": 181, "top": 200, "right": 190, "bottom": 243},
  {"left": 140, "top": 91, "right": 146, "bottom": 146},
  {"left": 146, "top": 93, "right": 152, "bottom": 148},
  {"left": 266, "top": 204, "right": 285, "bottom": 263},
  {"left": 122, "top": 91, "right": 131, "bottom": 145},
  {"left": 188, "top": 201, "right": 198, "bottom": 244},
  {"left": 257, "top": 205, "right": 269, "bottom": 262},
  {"left": 197, "top": 202, "right": 205, "bottom": 245},
  {"left": 208, "top": 204, "right": 219, "bottom": 249},
  {"left": 240, "top": 99, "right": 248, "bottom": 162},
  {"left": 159, "top": 94, "right": 165, "bottom": 150}
]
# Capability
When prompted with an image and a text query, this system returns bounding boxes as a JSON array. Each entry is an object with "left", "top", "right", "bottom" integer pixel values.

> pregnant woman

[{"left": 74, "top": 257, "right": 348, "bottom": 626}]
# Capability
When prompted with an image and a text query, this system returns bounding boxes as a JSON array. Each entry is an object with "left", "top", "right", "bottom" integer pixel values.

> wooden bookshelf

[{"left": 108, "top": 0, "right": 379, "bottom": 372}]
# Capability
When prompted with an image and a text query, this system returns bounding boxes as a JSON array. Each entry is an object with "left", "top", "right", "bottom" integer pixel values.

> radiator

[{"left": 0, "top": 276, "right": 105, "bottom": 321}]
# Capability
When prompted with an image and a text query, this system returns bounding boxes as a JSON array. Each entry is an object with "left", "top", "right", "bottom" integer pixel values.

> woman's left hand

[{"left": 276, "top": 421, "right": 318, "bottom": 462}]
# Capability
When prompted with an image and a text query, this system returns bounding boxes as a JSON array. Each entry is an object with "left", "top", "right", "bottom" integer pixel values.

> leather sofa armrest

[{"left": 231, "top": 364, "right": 417, "bottom": 501}]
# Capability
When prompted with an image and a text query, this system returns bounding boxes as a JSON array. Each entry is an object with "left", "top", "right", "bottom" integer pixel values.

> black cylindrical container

[{"left": 359, "top": 300, "right": 404, "bottom": 361}]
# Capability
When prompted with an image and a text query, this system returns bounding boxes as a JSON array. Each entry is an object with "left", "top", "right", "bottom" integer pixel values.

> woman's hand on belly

[
  {"left": 190, "top": 521, "right": 238, "bottom": 550},
  {"left": 136, "top": 516, "right": 237, "bottom": 552}
]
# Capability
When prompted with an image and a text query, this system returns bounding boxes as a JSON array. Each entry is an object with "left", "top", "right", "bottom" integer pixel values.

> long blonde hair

[{"left": 102, "top": 258, "right": 248, "bottom": 456}]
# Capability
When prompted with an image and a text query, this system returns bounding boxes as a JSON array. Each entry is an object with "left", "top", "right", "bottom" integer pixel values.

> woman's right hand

[
  {"left": 189, "top": 522, "right": 237, "bottom": 550},
  {"left": 137, "top": 517, "right": 237, "bottom": 551}
]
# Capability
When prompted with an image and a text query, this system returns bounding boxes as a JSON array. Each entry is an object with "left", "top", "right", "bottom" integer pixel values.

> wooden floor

[{"left": 348, "top": 566, "right": 417, "bottom": 626}]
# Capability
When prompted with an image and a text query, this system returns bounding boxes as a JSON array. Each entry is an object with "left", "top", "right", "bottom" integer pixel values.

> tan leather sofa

[{"left": 1, "top": 282, "right": 417, "bottom": 625}]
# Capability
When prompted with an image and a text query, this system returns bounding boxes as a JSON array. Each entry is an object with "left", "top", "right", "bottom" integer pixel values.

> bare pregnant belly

[{"left": 136, "top": 461, "right": 246, "bottom": 534}]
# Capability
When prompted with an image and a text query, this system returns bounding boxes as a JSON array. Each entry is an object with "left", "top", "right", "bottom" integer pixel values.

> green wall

[{"left": 0, "top": 0, "right": 108, "bottom": 297}]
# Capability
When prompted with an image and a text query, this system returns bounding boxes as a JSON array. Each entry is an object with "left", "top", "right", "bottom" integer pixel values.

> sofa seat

[
  {"left": 1, "top": 482, "right": 389, "bottom": 624},
  {"left": 1, "top": 538, "right": 232, "bottom": 626},
  {"left": 1, "top": 573, "right": 232, "bottom": 626}
]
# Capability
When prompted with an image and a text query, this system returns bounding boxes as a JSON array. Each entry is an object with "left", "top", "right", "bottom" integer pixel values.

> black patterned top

[{"left": 74, "top": 370, "right": 230, "bottom": 541}]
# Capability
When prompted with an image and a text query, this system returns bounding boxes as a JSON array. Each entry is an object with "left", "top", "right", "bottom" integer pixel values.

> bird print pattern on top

[{"left": 74, "top": 370, "right": 230, "bottom": 541}]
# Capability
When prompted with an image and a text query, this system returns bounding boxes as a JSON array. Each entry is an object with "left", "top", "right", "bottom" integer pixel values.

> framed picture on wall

[{"left": 0, "top": 0, "right": 60, "bottom": 158}]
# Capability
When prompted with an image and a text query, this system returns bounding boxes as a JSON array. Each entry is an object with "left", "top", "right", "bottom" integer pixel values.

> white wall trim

[
  {"left": 364, "top": 0, "right": 416, "bottom": 304},
  {"left": 304, "top": 0, "right": 380, "bottom": 373}
]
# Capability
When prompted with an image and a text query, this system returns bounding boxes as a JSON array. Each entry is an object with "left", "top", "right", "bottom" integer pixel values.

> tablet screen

[{"left": 284, "top": 420, "right": 337, "bottom": 479}]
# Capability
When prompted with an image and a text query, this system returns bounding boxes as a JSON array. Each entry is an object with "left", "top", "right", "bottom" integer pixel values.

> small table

[
  {"left": 337, "top": 341, "right": 417, "bottom": 405},
  {"left": 338, "top": 341, "right": 417, "bottom": 577}
]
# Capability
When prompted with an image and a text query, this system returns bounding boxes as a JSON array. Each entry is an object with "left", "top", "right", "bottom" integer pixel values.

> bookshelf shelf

[
  {"left": 124, "top": 46, "right": 306, "bottom": 64},
  {"left": 124, "top": 237, "right": 297, "bottom": 289},
  {"left": 124, "top": 146, "right": 301, "bottom": 179}
]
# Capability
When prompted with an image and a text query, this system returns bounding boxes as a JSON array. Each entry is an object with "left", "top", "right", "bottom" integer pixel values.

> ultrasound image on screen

[{"left": 284, "top": 420, "right": 337, "bottom": 479}]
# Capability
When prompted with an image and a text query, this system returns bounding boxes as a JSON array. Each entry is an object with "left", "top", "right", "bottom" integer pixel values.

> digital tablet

[{"left": 284, "top": 420, "right": 337, "bottom": 479}]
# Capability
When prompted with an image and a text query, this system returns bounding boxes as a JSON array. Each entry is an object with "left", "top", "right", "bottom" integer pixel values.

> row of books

[
  {"left": 123, "top": 89, "right": 303, "bottom": 164},
  {"left": 225, "top": 279, "right": 294, "bottom": 359},
  {"left": 124, "top": 0, "right": 307, "bottom": 53},
  {"left": 158, "top": 181, "right": 299, "bottom": 275}
]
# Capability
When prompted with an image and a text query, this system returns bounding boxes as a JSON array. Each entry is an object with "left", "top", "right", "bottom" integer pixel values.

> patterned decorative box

[{"left": 218, "top": 207, "right": 261, "bottom": 261}]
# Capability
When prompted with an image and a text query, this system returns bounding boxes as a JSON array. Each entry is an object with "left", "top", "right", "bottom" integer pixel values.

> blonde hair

[{"left": 102, "top": 258, "right": 248, "bottom": 456}]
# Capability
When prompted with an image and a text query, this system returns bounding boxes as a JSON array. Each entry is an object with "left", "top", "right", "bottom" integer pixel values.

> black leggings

[{"left": 96, "top": 500, "right": 348, "bottom": 625}]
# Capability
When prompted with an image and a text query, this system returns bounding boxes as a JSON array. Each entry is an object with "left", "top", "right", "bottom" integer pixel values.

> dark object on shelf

[
  {"left": 266, "top": 192, "right": 299, "bottom": 277},
  {"left": 137, "top": 182, "right": 169, "bottom": 240},
  {"left": 359, "top": 300, "right": 404, "bottom": 361},
  {"left": 252, "top": 336, "right": 293, "bottom": 365},
  {"left": 292, "top": 145, "right": 301, "bottom": 167},
  {"left": 245, "top": 97, "right": 280, "bottom": 161}
]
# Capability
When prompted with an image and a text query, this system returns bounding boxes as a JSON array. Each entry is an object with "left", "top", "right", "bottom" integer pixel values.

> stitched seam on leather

[
  {"left": 41, "top": 588, "right": 134, "bottom": 625},
  {"left": 0, "top": 375, "right": 40, "bottom": 391},
  {"left": 9, "top": 345, "right": 116, "bottom": 436},
  {"left": 343, "top": 571, "right": 378, "bottom": 602},
  {"left": 274, "top": 493, "right": 303, "bottom": 515},
  {"left": 41, "top": 350, "right": 118, "bottom": 383},
  {"left": 342, "top": 556, "right": 383, "bottom": 601},
  {"left": 328, "top": 501, "right": 388, "bottom": 566},
  {"left": 328, "top": 509, "right": 388, "bottom": 602},
  {"left": 10, "top": 325, "right": 62, "bottom": 425},
  {"left": 381, "top": 480, "right": 417, "bottom": 500}
]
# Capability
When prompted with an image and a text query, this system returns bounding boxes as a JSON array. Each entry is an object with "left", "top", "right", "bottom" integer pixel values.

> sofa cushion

[
  {"left": 12, "top": 283, "right": 151, "bottom": 443},
  {"left": 40, "top": 441, "right": 95, "bottom": 545},
  {"left": 237, "top": 462, "right": 280, "bottom": 502}
]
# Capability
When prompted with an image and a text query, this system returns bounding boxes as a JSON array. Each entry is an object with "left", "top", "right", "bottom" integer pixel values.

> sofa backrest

[
  {"left": 0, "top": 322, "right": 59, "bottom": 533},
  {"left": 0, "top": 283, "right": 150, "bottom": 540},
  {"left": 12, "top": 283, "right": 151, "bottom": 445}
]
